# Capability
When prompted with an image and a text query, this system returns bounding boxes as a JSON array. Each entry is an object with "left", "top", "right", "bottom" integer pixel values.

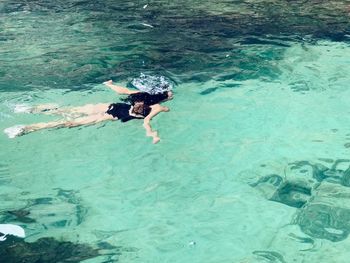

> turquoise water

[{"left": 1, "top": 1, "right": 350, "bottom": 262}]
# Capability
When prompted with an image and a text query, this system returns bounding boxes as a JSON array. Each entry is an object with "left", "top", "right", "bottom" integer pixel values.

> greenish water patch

[
  {"left": 1, "top": 1, "right": 350, "bottom": 262},
  {"left": 1, "top": 0, "right": 349, "bottom": 90}
]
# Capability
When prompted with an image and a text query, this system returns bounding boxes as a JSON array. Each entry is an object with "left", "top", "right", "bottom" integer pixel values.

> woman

[{"left": 4, "top": 80, "right": 173, "bottom": 144}]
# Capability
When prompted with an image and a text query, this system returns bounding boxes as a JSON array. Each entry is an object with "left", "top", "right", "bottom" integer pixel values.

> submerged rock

[
  {"left": 270, "top": 181, "right": 312, "bottom": 208},
  {"left": 295, "top": 181, "right": 350, "bottom": 242},
  {"left": 0, "top": 236, "right": 100, "bottom": 263},
  {"left": 251, "top": 159, "right": 350, "bottom": 242},
  {"left": 296, "top": 203, "right": 350, "bottom": 242}
]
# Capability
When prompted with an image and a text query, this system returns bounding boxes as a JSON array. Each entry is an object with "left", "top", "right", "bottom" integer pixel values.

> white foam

[
  {"left": 141, "top": 23, "right": 154, "bottom": 28},
  {"left": 4, "top": 125, "right": 26, "bottom": 138},
  {"left": 0, "top": 224, "right": 25, "bottom": 241},
  {"left": 131, "top": 73, "right": 173, "bottom": 94}
]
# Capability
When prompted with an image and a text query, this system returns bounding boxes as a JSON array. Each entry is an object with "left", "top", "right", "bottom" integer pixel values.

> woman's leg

[
  {"left": 31, "top": 104, "right": 59, "bottom": 112},
  {"left": 14, "top": 103, "right": 59, "bottom": 114},
  {"left": 67, "top": 103, "right": 110, "bottom": 116},
  {"left": 5, "top": 103, "right": 114, "bottom": 138},
  {"left": 22, "top": 114, "right": 114, "bottom": 135},
  {"left": 4, "top": 120, "right": 69, "bottom": 138},
  {"left": 29, "top": 104, "right": 76, "bottom": 117},
  {"left": 32, "top": 103, "right": 110, "bottom": 118}
]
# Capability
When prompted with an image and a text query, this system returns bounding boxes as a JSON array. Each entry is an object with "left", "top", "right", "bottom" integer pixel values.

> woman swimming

[{"left": 4, "top": 80, "right": 173, "bottom": 144}]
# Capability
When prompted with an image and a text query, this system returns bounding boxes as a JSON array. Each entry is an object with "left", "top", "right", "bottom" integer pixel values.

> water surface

[{"left": 1, "top": 1, "right": 350, "bottom": 262}]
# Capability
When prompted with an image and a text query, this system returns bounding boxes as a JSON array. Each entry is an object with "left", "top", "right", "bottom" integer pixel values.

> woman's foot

[
  {"left": 13, "top": 104, "right": 33, "bottom": 113},
  {"left": 4, "top": 125, "right": 26, "bottom": 138},
  {"left": 31, "top": 104, "right": 59, "bottom": 113}
]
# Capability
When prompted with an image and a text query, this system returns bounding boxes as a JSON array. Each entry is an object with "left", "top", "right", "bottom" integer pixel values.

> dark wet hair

[
  {"left": 132, "top": 101, "right": 151, "bottom": 116},
  {"left": 122, "top": 91, "right": 169, "bottom": 106}
]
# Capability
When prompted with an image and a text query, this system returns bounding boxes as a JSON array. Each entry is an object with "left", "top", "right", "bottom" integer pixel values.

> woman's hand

[
  {"left": 103, "top": 80, "right": 139, "bottom": 95},
  {"left": 153, "top": 136, "right": 160, "bottom": 144},
  {"left": 142, "top": 104, "right": 169, "bottom": 144},
  {"left": 143, "top": 122, "right": 160, "bottom": 143},
  {"left": 103, "top": 80, "right": 113, "bottom": 85}
]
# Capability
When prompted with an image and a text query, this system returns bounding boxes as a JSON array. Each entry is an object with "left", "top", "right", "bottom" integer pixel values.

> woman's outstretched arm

[
  {"left": 143, "top": 104, "right": 169, "bottom": 144},
  {"left": 103, "top": 80, "right": 139, "bottom": 95}
]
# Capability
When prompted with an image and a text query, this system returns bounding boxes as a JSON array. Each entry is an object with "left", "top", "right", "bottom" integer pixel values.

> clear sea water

[{"left": 1, "top": 0, "right": 350, "bottom": 262}]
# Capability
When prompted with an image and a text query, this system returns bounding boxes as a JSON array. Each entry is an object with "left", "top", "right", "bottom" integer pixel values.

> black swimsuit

[{"left": 106, "top": 103, "right": 151, "bottom": 122}]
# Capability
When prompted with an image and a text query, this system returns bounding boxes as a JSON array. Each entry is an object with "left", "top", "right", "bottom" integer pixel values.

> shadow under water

[
  {"left": 0, "top": 188, "right": 88, "bottom": 229},
  {"left": 5, "top": 210, "right": 36, "bottom": 224}
]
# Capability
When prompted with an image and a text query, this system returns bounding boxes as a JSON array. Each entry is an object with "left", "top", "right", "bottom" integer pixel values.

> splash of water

[{"left": 131, "top": 73, "right": 173, "bottom": 94}]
